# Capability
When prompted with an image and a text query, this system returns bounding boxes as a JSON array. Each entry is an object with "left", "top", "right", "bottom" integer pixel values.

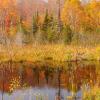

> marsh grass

[{"left": 0, "top": 44, "right": 100, "bottom": 62}]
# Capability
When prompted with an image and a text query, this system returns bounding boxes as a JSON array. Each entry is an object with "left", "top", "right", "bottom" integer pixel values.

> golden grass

[{"left": 0, "top": 44, "right": 100, "bottom": 62}]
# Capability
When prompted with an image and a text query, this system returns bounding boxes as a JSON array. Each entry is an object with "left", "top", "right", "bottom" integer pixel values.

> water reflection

[{"left": 0, "top": 61, "right": 99, "bottom": 100}]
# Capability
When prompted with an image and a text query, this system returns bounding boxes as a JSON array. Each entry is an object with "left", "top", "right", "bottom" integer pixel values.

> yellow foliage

[
  {"left": 61, "top": 0, "right": 85, "bottom": 32},
  {"left": 85, "top": 0, "right": 100, "bottom": 26},
  {"left": 9, "top": 26, "right": 17, "bottom": 37},
  {"left": 0, "top": 0, "right": 16, "bottom": 9}
]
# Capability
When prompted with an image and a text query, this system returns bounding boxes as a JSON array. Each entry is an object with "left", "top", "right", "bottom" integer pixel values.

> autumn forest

[
  {"left": 0, "top": 0, "right": 99, "bottom": 46},
  {"left": 0, "top": 0, "right": 100, "bottom": 100}
]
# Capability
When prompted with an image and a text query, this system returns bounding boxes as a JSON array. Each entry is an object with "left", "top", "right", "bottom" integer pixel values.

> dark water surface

[{"left": 0, "top": 61, "right": 100, "bottom": 100}]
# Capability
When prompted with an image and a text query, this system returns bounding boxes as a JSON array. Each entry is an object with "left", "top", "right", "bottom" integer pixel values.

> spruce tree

[
  {"left": 32, "top": 12, "right": 39, "bottom": 36},
  {"left": 41, "top": 10, "right": 50, "bottom": 42},
  {"left": 47, "top": 14, "right": 56, "bottom": 43},
  {"left": 63, "top": 25, "right": 73, "bottom": 44}
]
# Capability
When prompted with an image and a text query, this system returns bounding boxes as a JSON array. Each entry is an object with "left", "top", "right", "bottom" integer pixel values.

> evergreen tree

[
  {"left": 32, "top": 12, "right": 39, "bottom": 36},
  {"left": 41, "top": 10, "right": 50, "bottom": 32},
  {"left": 41, "top": 11, "right": 58, "bottom": 43},
  {"left": 47, "top": 14, "right": 58, "bottom": 43},
  {"left": 41, "top": 10, "right": 51, "bottom": 42},
  {"left": 15, "top": 16, "right": 24, "bottom": 45},
  {"left": 63, "top": 25, "right": 73, "bottom": 44}
]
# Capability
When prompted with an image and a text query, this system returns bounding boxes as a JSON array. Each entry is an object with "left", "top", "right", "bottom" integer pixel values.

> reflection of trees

[
  {"left": 1, "top": 64, "right": 5, "bottom": 100},
  {"left": 44, "top": 67, "right": 49, "bottom": 84},
  {"left": 58, "top": 67, "right": 62, "bottom": 100},
  {"left": 55, "top": 67, "right": 63, "bottom": 100},
  {"left": 18, "top": 62, "right": 25, "bottom": 86},
  {"left": 0, "top": 62, "right": 98, "bottom": 100},
  {"left": 66, "top": 63, "right": 97, "bottom": 92},
  {"left": 32, "top": 67, "right": 40, "bottom": 85},
  {"left": 67, "top": 62, "right": 77, "bottom": 98},
  {"left": 44, "top": 67, "right": 54, "bottom": 84}
]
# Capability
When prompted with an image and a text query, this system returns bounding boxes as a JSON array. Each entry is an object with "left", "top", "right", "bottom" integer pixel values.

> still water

[{"left": 0, "top": 61, "right": 100, "bottom": 100}]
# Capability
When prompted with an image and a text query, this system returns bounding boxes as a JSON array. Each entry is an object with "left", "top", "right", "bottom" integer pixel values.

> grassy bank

[{"left": 0, "top": 44, "right": 100, "bottom": 62}]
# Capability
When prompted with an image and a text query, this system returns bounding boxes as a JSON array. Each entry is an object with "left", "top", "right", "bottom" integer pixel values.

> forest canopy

[{"left": 0, "top": 0, "right": 99, "bottom": 45}]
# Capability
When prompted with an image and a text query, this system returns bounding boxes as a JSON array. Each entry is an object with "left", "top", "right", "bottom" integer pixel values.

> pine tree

[
  {"left": 63, "top": 25, "right": 73, "bottom": 44},
  {"left": 47, "top": 14, "right": 55, "bottom": 42},
  {"left": 32, "top": 12, "right": 39, "bottom": 36},
  {"left": 15, "top": 16, "right": 24, "bottom": 45},
  {"left": 41, "top": 10, "right": 50, "bottom": 32},
  {"left": 41, "top": 10, "right": 50, "bottom": 42}
]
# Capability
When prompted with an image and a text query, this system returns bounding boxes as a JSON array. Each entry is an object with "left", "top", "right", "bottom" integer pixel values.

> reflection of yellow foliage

[
  {"left": 9, "top": 77, "right": 21, "bottom": 92},
  {"left": 83, "top": 85, "right": 100, "bottom": 100},
  {"left": 91, "top": 85, "right": 100, "bottom": 96}
]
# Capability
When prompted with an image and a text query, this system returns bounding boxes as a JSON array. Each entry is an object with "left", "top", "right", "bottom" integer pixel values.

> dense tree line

[
  {"left": 0, "top": 0, "right": 100, "bottom": 45},
  {"left": 31, "top": 0, "right": 100, "bottom": 45}
]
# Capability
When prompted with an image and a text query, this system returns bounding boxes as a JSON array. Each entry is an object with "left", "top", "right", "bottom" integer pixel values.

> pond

[{"left": 0, "top": 61, "right": 100, "bottom": 100}]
